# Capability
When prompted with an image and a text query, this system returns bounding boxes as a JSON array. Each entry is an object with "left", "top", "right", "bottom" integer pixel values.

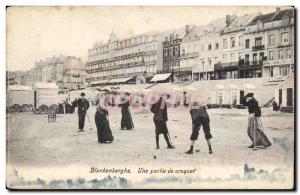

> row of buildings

[
  {"left": 8, "top": 7, "right": 294, "bottom": 89},
  {"left": 87, "top": 7, "right": 294, "bottom": 85},
  {"left": 7, "top": 55, "right": 87, "bottom": 90}
]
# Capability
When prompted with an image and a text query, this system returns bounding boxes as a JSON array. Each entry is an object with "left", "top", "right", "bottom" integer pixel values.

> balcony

[
  {"left": 252, "top": 45, "right": 265, "bottom": 51},
  {"left": 239, "top": 61, "right": 264, "bottom": 68},
  {"left": 214, "top": 62, "right": 239, "bottom": 70},
  {"left": 277, "top": 42, "right": 292, "bottom": 48},
  {"left": 157, "top": 67, "right": 192, "bottom": 74},
  {"left": 180, "top": 52, "right": 199, "bottom": 59}
]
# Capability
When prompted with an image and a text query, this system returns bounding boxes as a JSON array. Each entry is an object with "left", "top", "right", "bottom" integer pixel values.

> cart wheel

[
  {"left": 21, "top": 104, "right": 31, "bottom": 112},
  {"left": 39, "top": 104, "right": 49, "bottom": 114},
  {"left": 11, "top": 104, "right": 21, "bottom": 112},
  {"left": 33, "top": 108, "right": 42, "bottom": 114},
  {"left": 49, "top": 104, "right": 58, "bottom": 114}
]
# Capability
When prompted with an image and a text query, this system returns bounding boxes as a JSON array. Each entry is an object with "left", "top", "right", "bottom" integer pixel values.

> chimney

[
  {"left": 226, "top": 15, "right": 233, "bottom": 26},
  {"left": 185, "top": 25, "right": 191, "bottom": 34}
]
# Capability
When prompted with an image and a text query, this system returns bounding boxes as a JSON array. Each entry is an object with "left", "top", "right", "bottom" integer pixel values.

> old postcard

[{"left": 6, "top": 6, "right": 295, "bottom": 190}]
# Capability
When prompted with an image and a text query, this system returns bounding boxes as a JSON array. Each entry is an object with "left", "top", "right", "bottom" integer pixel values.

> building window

[
  {"left": 268, "top": 35, "right": 275, "bottom": 45},
  {"left": 215, "top": 42, "right": 219, "bottom": 50},
  {"left": 278, "top": 50, "right": 284, "bottom": 60},
  {"left": 281, "top": 32, "right": 289, "bottom": 43},
  {"left": 255, "top": 37, "right": 262, "bottom": 46},
  {"left": 222, "top": 54, "right": 228, "bottom": 62},
  {"left": 208, "top": 44, "right": 212, "bottom": 51},
  {"left": 245, "top": 54, "right": 250, "bottom": 65},
  {"left": 222, "top": 38, "right": 228, "bottom": 49},
  {"left": 245, "top": 39, "right": 250, "bottom": 49},
  {"left": 286, "top": 49, "right": 292, "bottom": 58},
  {"left": 164, "top": 48, "right": 168, "bottom": 57},
  {"left": 208, "top": 58, "right": 212, "bottom": 66},
  {"left": 269, "top": 51, "right": 274, "bottom": 60},
  {"left": 230, "top": 53, "right": 235, "bottom": 62},
  {"left": 253, "top": 53, "right": 257, "bottom": 63},
  {"left": 238, "top": 36, "right": 243, "bottom": 47},
  {"left": 279, "top": 65, "right": 289, "bottom": 76},
  {"left": 230, "top": 37, "right": 236, "bottom": 48}
]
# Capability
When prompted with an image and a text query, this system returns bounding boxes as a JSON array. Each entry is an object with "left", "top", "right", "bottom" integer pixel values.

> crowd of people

[{"left": 73, "top": 91, "right": 271, "bottom": 155}]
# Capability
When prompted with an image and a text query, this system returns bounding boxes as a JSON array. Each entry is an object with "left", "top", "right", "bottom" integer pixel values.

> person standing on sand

[
  {"left": 120, "top": 96, "right": 134, "bottom": 130},
  {"left": 185, "top": 101, "right": 213, "bottom": 154},
  {"left": 150, "top": 96, "right": 175, "bottom": 149},
  {"left": 95, "top": 104, "right": 114, "bottom": 143},
  {"left": 241, "top": 93, "right": 271, "bottom": 150},
  {"left": 76, "top": 93, "right": 90, "bottom": 132}
]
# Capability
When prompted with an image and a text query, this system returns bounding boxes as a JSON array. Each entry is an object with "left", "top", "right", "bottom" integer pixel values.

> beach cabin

[
  {"left": 275, "top": 75, "right": 294, "bottom": 112},
  {"left": 34, "top": 82, "right": 59, "bottom": 108},
  {"left": 7, "top": 85, "right": 34, "bottom": 109}
]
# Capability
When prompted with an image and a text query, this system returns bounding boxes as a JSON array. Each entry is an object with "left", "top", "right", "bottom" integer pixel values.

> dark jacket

[
  {"left": 242, "top": 98, "right": 261, "bottom": 117},
  {"left": 151, "top": 99, "right": 168, "bottom": 121},
  {"left": 121, "top": 101, "right": 130, "bottom": 113},
  {"left": 190, "top": 103, "right": 209, "bottom": 121},
  {"left": 77, "top": 98, "right": 90, "bottom": 113}
]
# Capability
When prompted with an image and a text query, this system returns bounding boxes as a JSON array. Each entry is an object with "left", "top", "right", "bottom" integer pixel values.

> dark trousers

[
  {"left": 190, "top": 117, "right": 212, "bottom": 140},
  {"left": 78, "top": 112, "right": 86, "bottom": 130}
]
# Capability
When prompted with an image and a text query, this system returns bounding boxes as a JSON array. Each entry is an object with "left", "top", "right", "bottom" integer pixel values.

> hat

[
  {"left": 80, "top": 92, "right": 85, "bottom": 97},
  {"left": 245, "top": 93, "right": 254, "bottom": 98}
]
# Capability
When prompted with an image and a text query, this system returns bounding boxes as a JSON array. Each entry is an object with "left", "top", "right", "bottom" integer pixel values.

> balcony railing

[
  {"left": 252, "top": 45, "right": 265, "bottom": 51},
  {"left": 214, "top": 62, "right": 239, "bottom": 70},
  {"left": 240, "top": 60, "right": 265, "bottom": 67},
  {"left": 180, "top": 52, "right": 199, "bottom": 59},
  {"left": 157, "top": 67, "right": 192, "bottom": 74},
  {"left": 277, "top": 42, "right": 292, "bottom": 48}
]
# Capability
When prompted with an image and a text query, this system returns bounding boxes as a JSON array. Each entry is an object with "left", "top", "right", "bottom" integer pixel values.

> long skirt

[
  {"left": 121, "top": 110, "right": 134, "bottom": 130},
  {"left": 95, "top": 112, "right": 114, "bottom": 143},
  {"left": 247, "top": 116, "right": 271, "bottom": 147},
  {"left": 154, "top": 119, "right": 169, "bottom": 135}
]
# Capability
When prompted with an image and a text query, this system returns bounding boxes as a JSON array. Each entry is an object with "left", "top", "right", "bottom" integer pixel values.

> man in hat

[
  {"left": 77, "top": 92, "right": 90, "bottom": 132},
  {"left": 185, "top": 101, "right": 213, "bottom": 154},
  {"left": 242, "top": 93, "right": 271, "bottom": 150}
]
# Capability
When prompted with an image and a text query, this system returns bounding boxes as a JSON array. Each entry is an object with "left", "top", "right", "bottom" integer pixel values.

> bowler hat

[
  {"left": 80, "top": 92, "right": 85, "bottom": 97},
  {"left": 245, "top": 93, "right": 254, "bottom": 98}
]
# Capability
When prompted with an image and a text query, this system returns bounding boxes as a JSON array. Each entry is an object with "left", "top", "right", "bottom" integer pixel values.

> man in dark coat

[
  {"left": 77, "top": 92, "right": 90, "bottom": 132},
  {"left": 120, "top": 97, "right": 134, "bottom": 130},
  {"left": 151, "top": 96, "right": 175, "bottom": 149},
  {"left": 185, "top": 102, "right": 213, "bottom": 154},
  {"left": 242, "top": 93, "right": 271, "bottom": 150}
]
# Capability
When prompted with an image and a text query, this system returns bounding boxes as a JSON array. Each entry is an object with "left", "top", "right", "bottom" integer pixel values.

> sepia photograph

[{"left": 6, "top": 5, "right": 295, "bottom": 190}]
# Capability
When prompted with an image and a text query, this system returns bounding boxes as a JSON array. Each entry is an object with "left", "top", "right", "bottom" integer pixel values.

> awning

[
  {"left": 109, "top": 77, "right": 133, "bottom": 84},
  {"left": 150, "top": 73, "right": 172, "bottom": 82},
  {"left": 90, "top": 80, "right": 109, "bottom": 85},
  {"left": 35, "top": 82, "right": 58, "bottom": 89},
  {"left": 8, "top": 85, "right": 32, "bottom": 91}
]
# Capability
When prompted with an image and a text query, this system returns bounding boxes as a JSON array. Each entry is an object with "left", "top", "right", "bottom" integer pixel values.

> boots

[
  {"left": 185, "top": 145, "right": 194, "bottom": 154},
  {"left": 156, "top": 134, "right": 160, "bottom": 149},
  {"left": 164, "top": 134, "right": 175, "bottom": 149},
  {"left": 208, "top": 145, "right": 213, "bottom": 154}
]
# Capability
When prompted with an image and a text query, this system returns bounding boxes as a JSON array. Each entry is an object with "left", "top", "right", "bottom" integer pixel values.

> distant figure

[
  {"left": 77, "top": 93, "right": 90, "bottom": 132},
  {"left": 120, "top": 97, "right": 134, "bottom": 130},
  {"left": 150, "top": 96, "right": 175, "bottom": 149},
  {"left": 185, "top": 102, "right": 213, "bottom": 154},
  {"left": 273, "top": 101, "right": 279, "bottom": 111},
  {"left": 242, "top": 93, "right": 271, "bottom": 150},
  {"left": 95, "top": 104, "right": 114, "bottom": 143}
]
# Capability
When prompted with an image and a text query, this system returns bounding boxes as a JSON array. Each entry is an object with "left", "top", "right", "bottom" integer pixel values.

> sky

[{"left": 6, "top": 6, "right": 288, "bottom": 71}]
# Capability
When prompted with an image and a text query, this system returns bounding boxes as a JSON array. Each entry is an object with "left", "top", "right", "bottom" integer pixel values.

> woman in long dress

[
  {"left": 95, "top": 104, "right": 114, "bottom": 143},
  {"left": 242, "top": 93, "right": 271, "bottom": 150},
  {"left": 120, "top": 99, "right": 134, "bottom": 130}
]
